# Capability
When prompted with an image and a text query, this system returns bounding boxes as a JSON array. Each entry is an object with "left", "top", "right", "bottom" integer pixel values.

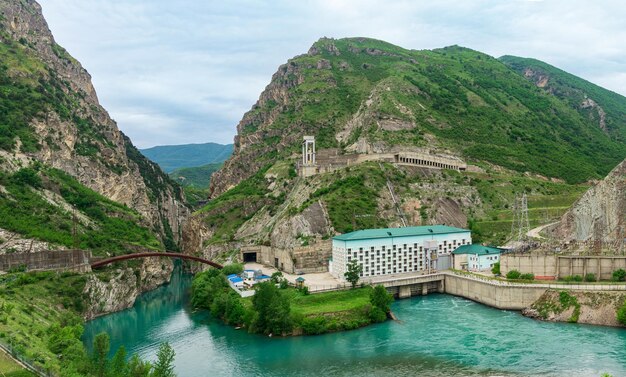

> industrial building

[
  {"left": 330, "top": 225, "right": 472, "bottom": 280},
  {"left": 452, "top": 244, "right": 503, "bottom": 272}
]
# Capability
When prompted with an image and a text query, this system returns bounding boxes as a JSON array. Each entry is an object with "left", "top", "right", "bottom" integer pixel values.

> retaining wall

[{"left": 501, "top": 254, "right": 626, "bottom": 280}]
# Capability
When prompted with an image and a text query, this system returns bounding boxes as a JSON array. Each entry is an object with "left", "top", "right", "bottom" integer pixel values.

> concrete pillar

[
  {"left": 422, "top": 284, "right": 428, "bottom": 296},
  {"left": 438, "top": 280, "right": 445, "bottom": 293},
  {"left": 399, "top": 285, "right": 411, "bottom": 299}
]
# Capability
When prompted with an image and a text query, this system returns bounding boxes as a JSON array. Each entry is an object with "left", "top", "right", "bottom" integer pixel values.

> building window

[
  {"left": 382, "top": 246, "right": 386, "bottom": 251},
  {"left": 403, "top": 244, "right": 407, "bottom": 249}
]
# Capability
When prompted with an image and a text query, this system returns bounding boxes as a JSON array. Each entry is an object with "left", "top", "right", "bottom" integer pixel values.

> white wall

[{"left": 332, "top": 231, "right": 471, "bottom": 280}]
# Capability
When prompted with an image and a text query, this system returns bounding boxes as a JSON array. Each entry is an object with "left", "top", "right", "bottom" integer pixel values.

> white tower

[
  {"left": 302, "top": 136, "right": 316, "bottom": 166},
  {"left": 300, "top": 136, "right": 317, "bottom": 177}
]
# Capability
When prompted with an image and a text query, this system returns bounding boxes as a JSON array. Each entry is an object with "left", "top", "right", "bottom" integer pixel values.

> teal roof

[
  {"left": 333, "top": 225, "right": 469, "bottom": 242},
  {"left": 452, "top": 244, "right": 503, "bottom": 256}
]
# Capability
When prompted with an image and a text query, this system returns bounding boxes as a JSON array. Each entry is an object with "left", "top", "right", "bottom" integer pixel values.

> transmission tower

[{"left": 510, "top": 193, "right": 531, "bottom": 246}]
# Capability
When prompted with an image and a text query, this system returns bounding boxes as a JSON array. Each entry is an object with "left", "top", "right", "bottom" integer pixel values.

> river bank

[{"left": 83, "top": 270, "right": 626, "bottom": 377}]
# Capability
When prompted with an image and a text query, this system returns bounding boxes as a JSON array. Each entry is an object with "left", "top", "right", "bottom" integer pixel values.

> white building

[
  {"left": 452, "top": 244, "right": 502, "bottom": 272},
  {"left": 330, "top": 225, "right": 472, "bottom": 280}
]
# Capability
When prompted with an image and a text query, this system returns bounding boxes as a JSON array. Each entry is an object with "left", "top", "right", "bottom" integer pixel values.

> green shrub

[
  {"left": 506, "top": 270, "right": 521, "bottom": 279},
  {"left": 584, "top": 273, "right": 596, "bottom": 282},
  {"left": 519, "top": 273, "right": 534, "bottom": 281},
  {"left": 612, "top": 269, "right": 626, "bottom": 282},
  {"left": 301, "top": 316, "right": 327, "bottom": 335},
  {"left": 617, "top": 301, "right": 626, "bottom": 326},
  {"left": 491, "top": 262, "right": 500, "bottom": 275},
  {"left": 369, "top": 306, "right": 387, "bottom": 323},
  {"left": 221, "top": 263, "right": 244, "bottom": 276},
  {"left": 572, "top": 275, "right": 583, "bottom": 282}
]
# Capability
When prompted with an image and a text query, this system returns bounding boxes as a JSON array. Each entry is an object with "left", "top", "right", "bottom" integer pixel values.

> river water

[{"left": 83, "top": 269, "right": 626, "bottom": 377}]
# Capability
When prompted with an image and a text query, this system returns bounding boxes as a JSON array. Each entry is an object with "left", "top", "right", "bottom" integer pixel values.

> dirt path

[{"left": 527, "top": 221, "right": 558, "bottom": 239}]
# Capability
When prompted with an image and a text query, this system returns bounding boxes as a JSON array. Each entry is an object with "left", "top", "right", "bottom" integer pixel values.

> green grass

[
  {"left": 287, "top": 287, "right": 372, "bottom": 316},
  {"left": 0, "top": 271, "right": 88, "bottom": 373},
  {"left": 0, "top": 351, "right": 36, "bottom": 377}
]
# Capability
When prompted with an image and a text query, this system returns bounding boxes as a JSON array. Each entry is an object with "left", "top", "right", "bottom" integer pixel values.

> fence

[
  {"left": 0, "top": 339, "right": 50, "bottom": 376},
  {"left": 0, "top": 250, "right": 91, "bottom": 272}
]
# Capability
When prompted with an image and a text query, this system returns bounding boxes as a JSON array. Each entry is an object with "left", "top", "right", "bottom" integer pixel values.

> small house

[{"left": 452, "top": 244, "right": 503, "bottom": 272}]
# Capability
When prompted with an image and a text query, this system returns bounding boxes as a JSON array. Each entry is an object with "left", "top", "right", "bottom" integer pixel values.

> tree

[
  {"left": 151, "top": 342, "right": 176, "bottom": 377},
  {"left": 221, "top": 263, "right": 244, "bottom": 276},
  {"left": 251, "top": 281, "right": 292, "bottom": 335},
  {"left": 370, "top": 285, "right": 393, "bottom": 313},
  {"left": 128, "top": 354, "right": 152, "bottom": 377},
  {"left": 110, "top": 346, "right": 128, "bottom": 377},
  {"left": 344, "top": 259, "right": 363, "bottom": 288},
  {"left": 91, "top": 332, "right": 110, "bottom": 377},
  {"left": 491, "top": 262, "right": 500, "bottom": 275}
]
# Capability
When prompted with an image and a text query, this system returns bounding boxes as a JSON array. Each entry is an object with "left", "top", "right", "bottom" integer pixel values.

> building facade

[
  {"left": 330, "top": 225, "right": 472, "bottom": 281},
  {"left": 452, "top": 244, "right": 502, "bottom": 272}
]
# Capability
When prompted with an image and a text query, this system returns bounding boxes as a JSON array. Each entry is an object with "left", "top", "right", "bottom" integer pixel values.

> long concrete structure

[
  {"left": 368, "top": 270, "right": 626, "bottom": 310},
  {"left": 500, "top": 253, "right": 626, "bottom": 281}
]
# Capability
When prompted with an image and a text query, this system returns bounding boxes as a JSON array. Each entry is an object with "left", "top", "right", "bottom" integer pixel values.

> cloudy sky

[{"left": 40, "top": 0, "right": 626, "bottom": 148}]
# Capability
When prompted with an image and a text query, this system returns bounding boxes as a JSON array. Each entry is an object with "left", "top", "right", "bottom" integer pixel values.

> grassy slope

[
  {"left": 141, "top": 143, "right": 233, "bottom": 173},
  {"left": 500, "top": 55, "right": 626, "bottom": 142},
  {"left": 0, "top": 351, "right": 35, "bottom": 377},
  {"left": 0, "top": 167, "right": 162, "bottom": 255},
  {"left": 0, "top": 271, "right": 87, "bottom": 374}
]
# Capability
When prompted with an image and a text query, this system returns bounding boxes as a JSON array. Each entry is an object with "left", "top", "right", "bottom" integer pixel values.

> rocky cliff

[
  {"left": 0, "top": 0, "right": 188, "bottom": 248},
  {"left": 524, "top": 289, "right": 626, "bottom": 327},
  {"left": 551, "top": 159, "right": 626, "bottom": 243},
  {"left": 83, "top": 257, "right": 174, "bottom": 320}
]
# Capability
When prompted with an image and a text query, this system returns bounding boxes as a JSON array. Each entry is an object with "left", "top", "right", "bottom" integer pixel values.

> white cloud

[{"left": 39, "top": 0, "right": 626, "bottom": 148}]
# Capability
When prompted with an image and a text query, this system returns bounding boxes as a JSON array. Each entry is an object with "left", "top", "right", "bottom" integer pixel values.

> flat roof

[
  {"left": 452, "top": 244, "right": 503, "bottom": 256},
  {"left": 333, "top": 225, "right": 470, "bottom": 242}
]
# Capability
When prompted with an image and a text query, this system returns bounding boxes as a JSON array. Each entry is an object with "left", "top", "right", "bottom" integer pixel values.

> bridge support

[
  {"left": 399, "top": 285, "right": 412, "bottom": 299},
  {"left": 438, "top": 280, "right": 445, "bottom": 293},
  {"left": 422, "top": 284, "right": 428, "bottom": 296}
]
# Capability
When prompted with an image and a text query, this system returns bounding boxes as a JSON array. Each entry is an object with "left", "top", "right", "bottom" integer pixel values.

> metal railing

[{"left": 0, "top": 339, "right": 51, "bottom": 377}]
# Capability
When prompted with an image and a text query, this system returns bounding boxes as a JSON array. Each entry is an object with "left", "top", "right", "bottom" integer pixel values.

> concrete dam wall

[{"left": 443, "top": 274, "right": 547, "bottom": 310}]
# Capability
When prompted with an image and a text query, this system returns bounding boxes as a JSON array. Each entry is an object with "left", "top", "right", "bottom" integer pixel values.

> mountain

[
  {"left": 188, "top": 37, "right": 624, "bottom": 254},
  {"left": 0, "top": 0, "right": 187, "bottom": 253},
  {"left": 210, "top": 38, "right": 626, "bottom": 199},
  {"left": 141, "top": 142, "right": 233, "bottom": 173},
  {"left": 169, "top": 163, "right": 223, "bottom": 189}
]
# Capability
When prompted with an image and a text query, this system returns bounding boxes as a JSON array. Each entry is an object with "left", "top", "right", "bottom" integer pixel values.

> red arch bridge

[{"left": 90, "top": 252, "right": 223, "bottom": 270}]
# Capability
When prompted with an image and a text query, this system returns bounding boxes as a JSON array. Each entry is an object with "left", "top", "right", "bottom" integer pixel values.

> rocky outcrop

[
  {"left": 524, "top": 289, "right": 626, "bottom": 327},
  {"left": 551, "top": 159, "right": 626, "bottom": 243},
  {"left": 0, "top": 228, "right": 60, "bottom": 254},
  {"left": 82, "top": 257, "right": 174, "bottom": 319},
  {"left": 0, "top": 0, "right": 188, "bottom": 244}
]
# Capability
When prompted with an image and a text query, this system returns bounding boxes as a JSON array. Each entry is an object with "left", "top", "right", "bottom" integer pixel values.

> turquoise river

[{"left": 83, "top": 269, "right": 626, "bottom": 377}]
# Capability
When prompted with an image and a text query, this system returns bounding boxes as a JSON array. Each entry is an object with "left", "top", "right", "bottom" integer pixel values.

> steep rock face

[
  {"left": 83, "top": 257, "right": 173, "bottom": 319},
  {"left": 524, "top": 289, "right": 626, "bottom": 327},
  {"left": 552, "top": 159, "right": 626, "bottom": 242},
  {"left": 0, "top": 0, "right": 188, "bottom": 244}
]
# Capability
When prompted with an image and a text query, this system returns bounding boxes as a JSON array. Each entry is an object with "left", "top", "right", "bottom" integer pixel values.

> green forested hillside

[
  {"left": 500, "top": 55, "right": 626, "bottom": 143},
  {"left": 0, "top": 166, "right": 162, "bottom": 255},
  {"left": 216, "top": 38, "right": 625, "bottom": 190},
  {"left": 169, "top": 163, "right": 223, "bottom": 189},
  {"left": 141, "top": 143, "right": 233, "bottom": 172}
]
